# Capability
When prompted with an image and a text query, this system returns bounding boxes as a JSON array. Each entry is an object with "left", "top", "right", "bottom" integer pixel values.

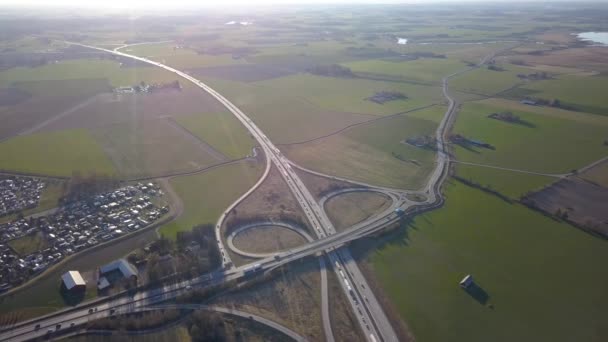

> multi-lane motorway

[{"left": 0, "top": 41, "right": 498, "bottom": 342}]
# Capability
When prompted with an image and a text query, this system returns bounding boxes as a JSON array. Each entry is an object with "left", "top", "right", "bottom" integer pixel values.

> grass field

[
  {"left": 325, "top": 191, "right": 392, "bottom": 231},
  {"left": 8, "top": 232, "right": 49, "bottom": 256},
  {"left": 0, "top": 79, "right": 110, "bottom": 140},
  {"left": 283, "top": 106, "right": 444, "bottom": 189},
  {"left": 364, "top": 180, "right": 608, "bottom": 342},
  {"left": 0, "top": 59, "right": 191, "bottom": 89},
  {"left": 455, "top": 163, "right": 557, "bottom": 199},
  {"left": 0, "top": 129, "right": 115, "bottom": 177},
  {"left": 254, "top": 74, "right": 443, "bottom": 116},
  {"left": 344, "top": 58, "right": 467, "bottom": 84},
  {"left": 124, "top": 42, "right": 246, "bottom": 69},
  {"left": 203, "top": 78, "right": 373, "bottom": 144},
  {"left": 159, "top": 160, "right": 263, "bottom": 240},
  {"left": 174, "top": 111, "right": 255, "bottom": 159},
  {"left": 452, "top": 101, "right": 608, "bottom": 173},
  {"left": 505, "top": 74, "right": 608, "bottom": 116},
  {"left": 91, "top": 119, "right": 222, "bottom": 178},
  {"left": 232, "top": 225, "right": 307, "bottom": 254},
  {"left": 450, "top": 64, "right": 529, "bottom": 96}
]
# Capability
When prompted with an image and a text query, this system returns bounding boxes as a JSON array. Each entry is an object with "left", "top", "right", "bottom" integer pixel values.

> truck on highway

[{"left": 243, "top": 263, "right": 262, "bottom": 276}]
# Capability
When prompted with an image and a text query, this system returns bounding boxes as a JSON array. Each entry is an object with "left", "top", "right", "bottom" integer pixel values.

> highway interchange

[{"left": 0, "top": 41, "right": 497, "bottom": 342}]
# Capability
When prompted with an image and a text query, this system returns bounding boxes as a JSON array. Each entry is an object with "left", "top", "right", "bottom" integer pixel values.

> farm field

[
  {"left": 160, "top": 160, "right": 263, "bottom": 240},
  {"left": 91, "top": 118, "right": 222, "bottom": 179},
  {"left": 0, "top": 129, "right": 115, "bottom": 177},
  {"left": 363, "top": 181, "right": 608, "bottom": 342},
  {"left": 325, "top": 191, "right": 392, "bottom": 231},
  {"left": 505, "top": 74, "right": 608, "bottom": 116},
  {"left": 203, "top": 78, "right": 374, "bottom": 144},
  {"left": 124, "top": 43, "right": 246, "bottom": 70},
  {"left": 450, "top": 63, "right": 529, "bottom": 96},
  {"left": 253, "top": 74, "right": 443, "bottom": 116},
  {"left": 452, "top": 101, "right": 608, "bottom": 174},
  {"left": 506, "top": 47, "right": 608, "bottom": 73},
  {"left": 344, "top": 58, "right": 467, "bottom": 84},
  {"left": 455, "top": 163, "right": 556, "bottom": 199},
  {"left": 581, "top": 160, "right": 608, "bottom": 188},
  {"left": 0, "top": 79, "right": 110, "bottom": 140},
  {"left": 0, "top": 59, "right": 192, "bottom": 89},
  {"left": 283, "top": 106, "right": 444, "bottom": 189},
  {"left": 40, "top": 90, "right": 226, "bottom": 132},
  {"left": 174, "top": 111, "right": 255, "bottom": 159}
]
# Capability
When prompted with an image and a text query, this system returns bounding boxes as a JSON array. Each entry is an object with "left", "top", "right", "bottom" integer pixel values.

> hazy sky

[{"left": 1, "top": 0, "right": 590, "bottom": 10}]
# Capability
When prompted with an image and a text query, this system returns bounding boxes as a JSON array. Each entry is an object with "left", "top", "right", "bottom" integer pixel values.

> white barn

[{"left": 61, "top": 271, "right": 86, "bottom": 291}]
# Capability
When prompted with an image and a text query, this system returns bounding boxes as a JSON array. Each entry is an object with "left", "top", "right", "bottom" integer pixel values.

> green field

[
  {"left": 344, "top": 58, "right": 467, "bottom": 84},
  {"left": 254, "top": 74, "right": 443, "bottom": 116},
  {"left": 203, "top": 78, "right": 373, "bottom": 144},
  {"left": 160, "top": 160, "right": 263, "bottom": 240},
  {"left": 91, "top": 119, "right": 222, "bottom": 178},
  {"left": 366, "top": 180, "right": 608, "bottom": 342},
  {"left": 450, "top": 64, "right": 529, "bottom": 96},
  {"left": 8, "top": 232, "right": 49, "bottom": 256},
  {"left": 7, "top": 78, "right": 110, "bottom": 98},
  {"left": 452, "top": 101, "right": 608, "bottom": 173},
  {"left": 123, "top": 42, "right": 246, "bottom": 69},
  {"left": 455, "top": 163, "right": 556, "bottom": 199},
  {"left": 506, "top": 74, "right": 608, "bottom": 116},
  {"left": 284, "top": 106, "right": 444, "bottom": 189},
  {"left": 174, "top": 111, "right": 256, "bottom": 159},
  {"left": 0, "top": 129, "right": 115, "bottom": 177},
  {"left": 0, "top": 59, "right": 191, "bottom": 89}
]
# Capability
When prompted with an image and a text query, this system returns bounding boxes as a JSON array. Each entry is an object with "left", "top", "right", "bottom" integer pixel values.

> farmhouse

[{"left": 61, "top": 270, "right": 86, "bottom": 292}]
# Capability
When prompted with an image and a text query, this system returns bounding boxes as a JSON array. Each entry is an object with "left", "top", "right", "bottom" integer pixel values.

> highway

[
  {"left": 0, "top": 42, "right": 500, "bottom": 342},
  {"left": 60, "top": 41, "right": 397, "bottom": 342}
]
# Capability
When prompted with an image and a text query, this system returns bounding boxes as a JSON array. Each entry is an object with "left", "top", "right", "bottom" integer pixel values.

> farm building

[
  {"left": 460, "top": 274, "right": 474, "bottom": 289},
  {"left": 520, "top": 99, "right": 537, "bottom": 106},
  {"left": 100, "top": 258, "right": 138, "bottom": 279},
  {"left": 61, "top": 271, "right": 86, "bottom": 292}
]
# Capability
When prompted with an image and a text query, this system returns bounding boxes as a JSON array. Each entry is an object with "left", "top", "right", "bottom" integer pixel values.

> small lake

[{"left": 576, "top": 32, "right": 608, "bottom": 46}]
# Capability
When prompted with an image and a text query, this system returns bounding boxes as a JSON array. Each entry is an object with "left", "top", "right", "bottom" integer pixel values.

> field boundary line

[{"left": 277, "top": 104, "right": 437, "bottom": 147}]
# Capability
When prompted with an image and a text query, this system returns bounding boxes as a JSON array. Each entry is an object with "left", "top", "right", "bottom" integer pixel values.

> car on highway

[{"left": 34, "top": 324, "right": 40, "bottom": 330}]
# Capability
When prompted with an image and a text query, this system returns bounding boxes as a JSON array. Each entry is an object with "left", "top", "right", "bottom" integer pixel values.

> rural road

[{"left": 146, "top": 304, "right": 308, "bottom": 341}]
